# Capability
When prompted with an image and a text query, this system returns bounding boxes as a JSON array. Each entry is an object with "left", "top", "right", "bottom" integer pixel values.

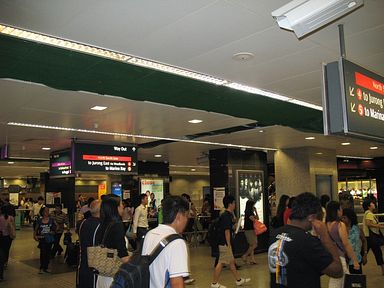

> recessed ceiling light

[
  {"left": 154, "top": 154, "right": 162, "bottom": 158},
  {"left": 42, "top": 147, "right": 51, "bottom": 150},
  {"left": 91, "top": 106, "right": 108, "bottom": 111},
  {"left": 259, "top": 130, "right": 264, "bottom": 133},
  {"left": 316, "top": 152, "right": 323, "bottom": 155},
  {"left": 8, "top": 161, "right": 14, "bottom": 164},
  {"left": 188, "top": 119, "right": 203, "bottom": 124},
  {"left": 341, "top": 142, "right": 351, "bottom": 146},
  {"left": 369, "top": 146, "right": 378, "bottom": 150},
  {"left": 305, "top": 137, "right": 315, "bottom": 140},
  {"left": 191, "top": 168, "right": 196, "bottom": 171},
  {"left": 232, "top": 52, "right": 254, "bottom": 61}
]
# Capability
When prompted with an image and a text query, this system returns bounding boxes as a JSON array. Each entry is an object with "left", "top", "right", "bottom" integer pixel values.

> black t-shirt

[
  {"left": 218, "top": 211, "right": 234, "bottom": 246},
  {"left": 96, "top": 221, "right": 128, "bottom": 258},
  {"left": 244, "top": 210, "right": 254, "bottom": 230},
  {"left": 268, "top": 225, "right": 333, "bottom": 288}
]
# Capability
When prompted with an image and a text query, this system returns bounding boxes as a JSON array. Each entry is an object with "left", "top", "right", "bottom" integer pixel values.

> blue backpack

[{"left": 111, "top": 233, "right": 182, "bottom": 288}]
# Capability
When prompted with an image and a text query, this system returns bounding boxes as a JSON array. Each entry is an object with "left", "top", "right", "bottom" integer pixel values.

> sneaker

[
  {"left": 38, "top": 269, "right": 43, "bottom": 274},
  {"left": 43, "top": 269, "right": 51, "bottom": 274},
  {"left": 211, "top": 283, "right": 227, "bottom": 288},
  {"left": 236, "top": 278, "right": 251, "bottom": 286},
  {"left": 184, "top": 278, "right": 195, "bottom": 284}
]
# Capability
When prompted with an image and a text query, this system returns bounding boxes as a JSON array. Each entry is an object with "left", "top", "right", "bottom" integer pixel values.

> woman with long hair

[
  {"left": 362, "top": 198, "right": 384, "bottom": 275},
  {"left": 0, "top": 205, "right": 16, "bottom": 281},
  {"left": 241, "top": 200, "right": 258, "bottom": 264},
  {"left": 95, "top": 194, "right": 129, "bottom": 288},
  {"left": 326, "top": 201, "right": 359, "bottom": 288},
  {"left": 271, "top": 194, "right": 289, "bottom": 228},
  {"left": 33, "top": 206, "right": 56, "bottom": 274}
]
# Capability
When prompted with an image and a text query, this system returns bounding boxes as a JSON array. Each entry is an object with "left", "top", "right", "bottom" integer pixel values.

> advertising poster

[
  {"left": 9, "top": 192, "right": 19, "bottom": 206},
  {"left": 213, "top": 187, "right": 225, "bottom": 210},
  {"left": 98, "top": 183, "right": 107, "bottom": 199},
  {"left": 237, "top": 170, "right": 264, "bottom": 224},
  {"left": 140, "top": 179, "right": 164, "bottom": 206},
  {"left": 46, "top": 192, "right": 61, "bottom": 205}
]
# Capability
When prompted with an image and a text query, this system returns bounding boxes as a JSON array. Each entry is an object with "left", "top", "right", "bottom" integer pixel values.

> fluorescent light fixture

[
  {"left": 7, "top": 122, "right": 277, "bottom": 151},
  {"left": 154, "top": 154, "right": 162, "bottom": 158},
  {"left": 271, "top": 0, "right": 364, "bottom": 38},
  {"left": 337, "top": 155, "right": 372, "bottom": 160},
  {"left": 0, "top": 24, "right": 322, "bottom": 111},
  {"left": 341, "top": 142, "right": 351, "bottom": 146},
  {"left": 316, "top": 152, "right": 323, "bottom": 155},
  {"left": 188, "top": 119, "right": 203, "bottom": 124},
  {"left": 91, "top": 106, "right": 108, "bottom": 111},
  {"left": 369, "top": 146, "right": 378, "bottom": 150},
  {"left": 41, "top": 147, "right": 51, "bottom": 150},
  {"left": 7, "top": 161, "right": 14, "bottom": 164},
  {"left": 305, "top": 136, "right": 315, "bottom": 140}
]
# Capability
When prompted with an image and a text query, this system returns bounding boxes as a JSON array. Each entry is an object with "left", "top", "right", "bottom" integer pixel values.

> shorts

[
  {"left": 218, "top": 245, "right": 234, "bottom": 265},
  {"left": 244, "top": 230, "right": 258, "bottom": 246}
]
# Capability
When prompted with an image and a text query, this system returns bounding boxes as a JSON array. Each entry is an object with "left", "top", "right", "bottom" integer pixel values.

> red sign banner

[
  {"left": 355, "top": 72, "right": 384, "bottom": 96},
  {"left": 83, "top": 154, "right": 132, "bottom": 162}
]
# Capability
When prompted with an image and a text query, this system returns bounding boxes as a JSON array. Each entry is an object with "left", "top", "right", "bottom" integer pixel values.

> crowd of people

[{"left": 268, "top": 192, "right": 384, "bottom": 288}]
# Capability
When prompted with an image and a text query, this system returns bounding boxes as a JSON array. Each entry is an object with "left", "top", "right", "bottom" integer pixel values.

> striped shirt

[{"left": 50, "top": 211, "right": 68, "bottom": 233}]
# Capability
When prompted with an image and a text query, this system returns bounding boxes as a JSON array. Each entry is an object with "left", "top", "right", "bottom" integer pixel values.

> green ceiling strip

[{"left": 0, "top": 34, "right": 323, "bottom": 132}]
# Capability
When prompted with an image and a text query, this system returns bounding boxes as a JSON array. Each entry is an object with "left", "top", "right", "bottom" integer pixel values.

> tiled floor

[{"left": 1, "top": 227, "right": 383, "bottom": 287}]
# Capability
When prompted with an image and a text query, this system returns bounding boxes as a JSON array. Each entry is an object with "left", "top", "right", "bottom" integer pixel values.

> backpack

[
  {"left": 207, "top": 217, "right": 221, "bottom": 247},
  {"left": 111, "top": 233, "right": 182, "bottom": 288}
]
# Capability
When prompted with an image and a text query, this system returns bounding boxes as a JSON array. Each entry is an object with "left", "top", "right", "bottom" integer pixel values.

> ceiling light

[
  {"left": 316, "top": 152, "right": 323, "bottom": 155},
  {"left": 0, "top": 24, "right": 322, "bottom": 111},
  {"left": 232, "top": 52, "right": 254, "bottom": 61},
  {"left": 369, "top": 146, "right": 378, "bottom": 150},
  {"left": 259, "top": 130, "right": 264, "bottom": 133},
  {"left": 7, "top": 122, "right": 277, "bottom": 151},
  {"left": 91, "top": 106, "right": 108, "bottom": 111},
  {"left": 41, "top": 147, "right": 51, "bottom": 150},
  {"left": 305, "top": 136, "right": 315, "bottom": 140},
  {"left": 337, "top": 155, "right": 372, "bottom": 160},
  {"left": 7, "top": 161, "right": 14, "bottom": 164},
  {"left": 341, "top": 142, "right": 351, "bottom": 146},
  {"left": 191, "top": 168, "right": 196, "bottom": 171},
  {"left": 154, "top": 154, "right": 162, "bottom": 158},
  {"left": 188, "top": 119, "right": 203, "bottom": 124}
]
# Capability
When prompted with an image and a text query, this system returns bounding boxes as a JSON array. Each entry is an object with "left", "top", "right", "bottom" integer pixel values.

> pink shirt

[{"left": 0, "top": 215, "right": 14, "bottom": 236}]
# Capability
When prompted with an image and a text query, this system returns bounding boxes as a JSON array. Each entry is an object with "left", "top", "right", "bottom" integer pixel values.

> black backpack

[
  {"left": 111, "top": 233, "right": 182, "bottom": 288},
  {"left": 207, "top": 216, "right": 221, "bottom": 247}
]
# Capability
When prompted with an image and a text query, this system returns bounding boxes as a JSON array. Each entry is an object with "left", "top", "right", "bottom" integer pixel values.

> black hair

[
  {"left": 39, "top": 206, "right": 48, "bottom": 217},
  {"left": 320, "top": 194, "right": 331, "bottom": 208},
  {"left": 290, "top": 192, "right": 321, "bottom": 220},
  {"left": 54, "top": 203, "right": 62, "bottom": 208},
  {"left": 140, "top": 193, "right": 147, "bottom": 202},
  {"left": 325, "top": 201, "right": 341, "bottom": 223},
  {"left": 162, "top": 196, "right": 189, "bottom": 224},
  {"left": 287, "top": 196, "right": 296, "bottom": 209},
  {"left": 223, "top": 195, "right": 235, "bottom": 208},
  {"left": 100, "top": 194, "right": 122, "bottom": 225},
  {"left": 87, "top": 197, "right": 95, "bottom": 206},
  {"left": 276, "top": 194, "right": 290, "bottom": 223},
  {"left": 362, "top": 197, "right": 375, "bottom": 211},
  {"left": 37, "top": 196, "right": 44, "bottom": 201},
  {"left": 181, "top": 193, "right": 191, "bottom": 201},
  {"left": 0, "top": 205, "right": 9, "bottom": 220},
  {"left": 244, "top": 199, "right": 255, "bottom": 213},
  {"left": 342, "top": 208, "right": 358, "bottom": 226}
]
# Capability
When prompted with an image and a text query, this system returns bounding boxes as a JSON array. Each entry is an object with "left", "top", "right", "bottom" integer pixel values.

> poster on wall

[
  {"left": 46, "top": 192, "right": 62, "bottom": 205},
  {"left": 213, "top": 187, "right": 225, "bottom": 210},
  {"left": 9, "top": 192, "right": 19, "bottom": 206},
  {"left": 237, "top": 170, "right": 264, "bottom": 224},
  {"left": 140, "top": 179, "right": 164, "bottom": 207}
]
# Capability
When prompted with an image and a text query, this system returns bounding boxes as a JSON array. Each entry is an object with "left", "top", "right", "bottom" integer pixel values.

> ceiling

[{"left": 0, "top": 0, "right": 383, "bottom": 178}]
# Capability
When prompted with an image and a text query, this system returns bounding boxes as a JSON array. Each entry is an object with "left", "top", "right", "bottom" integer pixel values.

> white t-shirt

[{"left": 142, "top": 224, "right": 189, "bottom": 288}]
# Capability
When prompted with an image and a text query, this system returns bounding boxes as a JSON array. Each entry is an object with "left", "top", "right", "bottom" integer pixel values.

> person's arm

[
  {"left": 33, "top": 221, "right": 39, "bottom": 241},
  {"left": 338, "top": 222, "right": 359, "bottom": 270},
  {"left": 170, "top": 277, "right": 185, "bottom": 288},
  {"left": 312, "top": 219, "right": 343, "bottom": 278},
  {"left": 132, "top": 206, "right": 140, "bottom": 234},
  {"left": 359, "top": 227, "right": 368, "bottom": 265},
  {"left": 366, "top": 218, "right": 384, "bottom": 229},
  {"left": 225, "top": 229, "right": 231, "bottom": 247}
]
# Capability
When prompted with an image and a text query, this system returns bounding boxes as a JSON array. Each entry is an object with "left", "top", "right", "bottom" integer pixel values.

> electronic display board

[
  {"left": 323, "top": 58, "right": 384, "bottom": 141},
  {"left": 73, "top": 142, "right": 138, "bottom": 174},
  {"left": 49, "top": 149, "right": 73, "bottom": 177}
]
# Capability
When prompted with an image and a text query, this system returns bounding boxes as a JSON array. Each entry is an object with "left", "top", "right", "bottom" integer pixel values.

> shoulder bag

[
  {"left": 87, "top": 223, "right": 123, "bottom": 277},
  {"left": 253, "top": 219, "right": 267, "bottom": 236}
]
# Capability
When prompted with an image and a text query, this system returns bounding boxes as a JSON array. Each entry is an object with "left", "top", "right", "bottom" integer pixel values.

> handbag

[
  {"left": 253, "top": 220, "right": 267, "bottom": 236},
  {"left": 125, "top": 224, "right": 135, "bottom": 239},
  {"left": 369, "top": 228, "right": 384, "bottom": 247},
  {"left": 344, "top": 273, "right": 366, "bottom": 288},
  {"left": 63, "top": 231, "right": 72, "bottom": 245},
  {"left": 87, "top": 223, "right": 122, "bottom": 277}
]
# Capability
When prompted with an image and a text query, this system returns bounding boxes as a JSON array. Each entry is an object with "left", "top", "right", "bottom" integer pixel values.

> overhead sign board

[
  {"left": 49, "top": 149, "right": 73, "bottom": 177},
  {"left": 323, "top": 58, "right": 384, "bottom": 141},
  {"left": 73, "top": 142, "right": 138, "bottom": 174}
]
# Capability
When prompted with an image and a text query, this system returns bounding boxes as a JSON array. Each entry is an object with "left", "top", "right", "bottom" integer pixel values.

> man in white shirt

[
  {"left": 31, "top": 196, "right": 45, "bottom": 229},
  {"left": 142, "top": 196, "right": 190, "bottom": 288},
  {"left": 133, "top": 193, "right": 149, "bottom": 244}
]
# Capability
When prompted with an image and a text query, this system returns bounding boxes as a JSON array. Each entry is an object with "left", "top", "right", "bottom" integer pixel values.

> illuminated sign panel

[{"left": 49, "top": 149, "right": 73, "bottom": 177}]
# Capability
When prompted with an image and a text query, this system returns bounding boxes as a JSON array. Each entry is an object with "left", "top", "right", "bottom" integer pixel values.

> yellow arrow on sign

[{"left": 350, "top": 102, "right": 356, "bottom": 112}]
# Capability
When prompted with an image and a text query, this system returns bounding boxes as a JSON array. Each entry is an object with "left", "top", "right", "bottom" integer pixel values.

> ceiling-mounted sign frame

[
  {"left": 73, "top": 141, "right": 138, "bottom": 175},
  {"left": 323, "top": 58, "right": 384, "bottom": 142}
]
